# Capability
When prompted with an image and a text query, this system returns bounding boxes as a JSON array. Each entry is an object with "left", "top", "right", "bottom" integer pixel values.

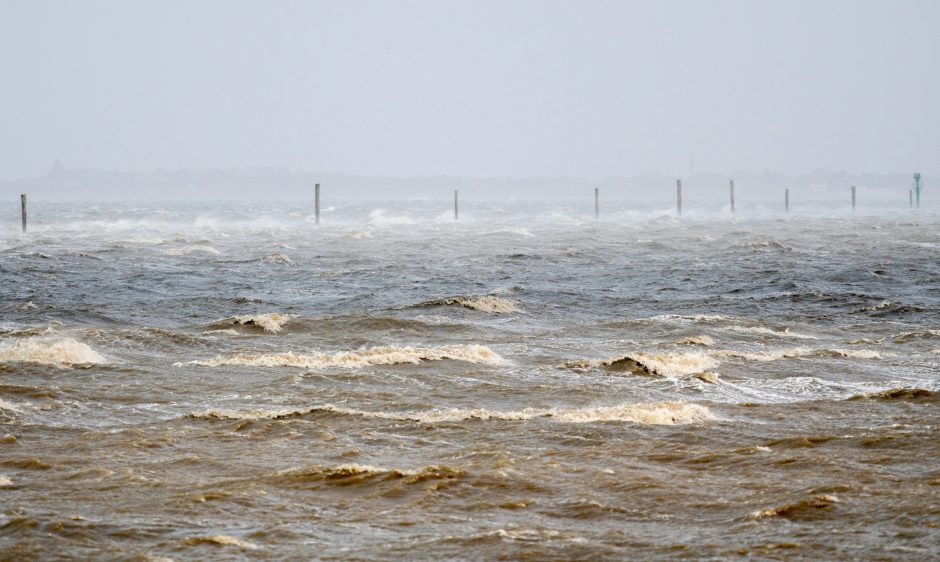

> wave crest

[
  {"left": 162, "top": 245, "right": 219, "bottom": 256},
  {"left": 725, "top": 325, "right": 818, "bottom": 339},
  {"left": 275, "top": 463, "right": 463, "bottom": 485},
  {"left": 751, "top": 495, "right": 839, "bottom": 520},
  {"left": 847, "top": 388, "right": 935, "bottom": 401},
  {"left": 186, "top": 344, "right": 504, "bottom": 369},
  {"left": 183, "top": 535, "right": 257, "bottom": 550},
  {"left": 714, "top": 347, "right": 881, "bottom": 362},
  {"left": 227, "top": 313, "right": 293, "bottom": 333},
  {"left": 191, "top": 400, "right": 714, "bottom": 426},
  {"left": 0, "top": 337, "right": 105, "bottom": 367},
  {"left": 416, "top": 295, "right": 522, "bottom": 313},
  {"left": 566, "top": 351, "right": 719, "bottom": 377}
]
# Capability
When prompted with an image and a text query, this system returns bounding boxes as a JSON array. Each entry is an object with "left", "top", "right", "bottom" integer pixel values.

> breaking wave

[
  {"left": 751, "top": 495, "right": 839, "bottom": 520},
  {"left": 192, "top": 400, "right": 715, "bottom": 426},
  {"left": 679, "top": 335, "right": 715, "bottom": 346},
  {"left": 185, "top": 344, "right": 504, "bottom": 369},
  {"left": 566, "top": 351, "right": 719, "bottom": 377},
  {"left": 893, "top": 329, "right": 940, "bottom": 343},
  {"left": 0, "top": 337, "right": 105, "bottom": 367},
  {"left": 273, "top": 463, "right": 462, "bottom": 485},
  {"left": 261, "top": 253, "right": 294, "bottom": 265},
  {"left": 646, "top": 314, "right": 732, "bottom": 323},
  {"left": 846, "top": 388, "right": 935, "bottom": 401},
  {"left": 725, "top": 326, "right": 818, "bottom": 339},
  {"left": 224, "top": 313, "right": 294, "bottom": 333},
  {"left": 416, "top": 295, "right": 522, "bottom": 313},
  {"left": 183, "top": 535, "right": 258, "bottom": 550},
  {"left": 714, "top": 347, "right": 881, "bottom": 362},
  {"left": 161, "top": 245, "right": 220, "bottom": 256}
]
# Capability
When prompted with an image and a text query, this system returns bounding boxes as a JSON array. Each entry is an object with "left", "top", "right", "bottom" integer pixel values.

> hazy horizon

[{"left": 2, "top": 0, "right": 939, "bottom": 184}]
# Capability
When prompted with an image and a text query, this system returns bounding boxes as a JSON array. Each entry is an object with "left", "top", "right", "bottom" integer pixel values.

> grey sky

[{"left": 1, "top": 0, "right": 937, "bottom": 180}]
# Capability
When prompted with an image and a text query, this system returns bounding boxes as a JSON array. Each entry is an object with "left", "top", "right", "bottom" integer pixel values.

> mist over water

[{"left": 1, "top": 200, "right": 938, "bottom": 559}]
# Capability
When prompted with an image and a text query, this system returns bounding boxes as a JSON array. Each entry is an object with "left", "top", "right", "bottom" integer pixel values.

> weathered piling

[
  {"left": 910, "top": 189, "right": 914, "bottom": 209},
  {"left": 21, "top": 194, "right": 27, "bottom": 232},
  {"left": 785, "top": 188, "right": 789, "bottom": 213},
  {"left": 729, "top": 180, "right": 735, "bottom": 216},
  {"left": 594, "top": 188, "right": 599, "bottom": 219},
  {"left": 851, "top": 185, "right": 856, "bottom": 210},
  {"left": 315, "top": 183, "right": 320, "bottom": 226},
  {"left": 454, "top": 190, "right": 459, "bottom": 221},
  {"left": 676, "top": 179, "right": 682, "bottom": 216}
]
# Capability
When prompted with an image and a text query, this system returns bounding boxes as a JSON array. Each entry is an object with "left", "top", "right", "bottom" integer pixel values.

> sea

[{"left": 1, "top": 196, "right": 938, "bottom": 560}]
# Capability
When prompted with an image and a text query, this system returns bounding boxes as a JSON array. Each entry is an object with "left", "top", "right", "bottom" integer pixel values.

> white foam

[
  {"left": 630, "top": 351, "right": 720, "bottom": 377},
  {"left": 713, "top": 347, "right": 813, "bottom": 362},
  {"left": 0, "top": 475, "right": 12, "bottom": 487},
  {"left": 195, "top": 400, "right": 715, "bottom": 426},
  {"left": 0, "top": 337, "right": 105, "bottom": 367},
  {"left": 184, "top": 535, "right": 257, "bottom": 550},
  {"left": 368, "top": 209, "right": 415, "bottom": 225},
  {"left": 262, "top": 253, "right": 294, "bottom": 265},
  {"left": 679, "top": 335, "right": 715, "bottom": 346},
  {"left": 826, "top": 348, "right": 882, "bottom": 359},
  {"left": 550, "top": 401, "right": 716, "bottom": 424},
  {"left": 714, "top": 347, "right": 882, "bottom": 362},
  {"left": 450, "top": 296, "right": 522, "bottom": 313},
  {"left": 162, "top": 245, "right": 220, "bottom": 256},
  {"left": 568, "top": 351, "right": 719, "bottom": 377},
  {"left": 0, "top": 399, "right": 24, "bottom": 413},
  {"left": 646, "top": 314, "right": 731, "bottom": 323},
  {"left": 726, "top": 325, "right": 818, "bottom": 339},
  {"left": 187, "top": 344, "right": 505, "bottom": 369},
  {"left": 228, "top": 313, "right": 293, "bottom": 333}
]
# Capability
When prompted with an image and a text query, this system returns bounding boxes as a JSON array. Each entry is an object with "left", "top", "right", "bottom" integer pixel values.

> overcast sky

[{"left": 1, "top": 0, "right": 937, "bottom": 180}]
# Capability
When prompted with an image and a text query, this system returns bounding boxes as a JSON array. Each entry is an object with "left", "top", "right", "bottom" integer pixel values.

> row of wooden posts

[
  {"left": 13, "top": 182, "right": 925, "bottom": 232},
  {"left": 671, "top": 180, "right": 912, "bottom": 217}
]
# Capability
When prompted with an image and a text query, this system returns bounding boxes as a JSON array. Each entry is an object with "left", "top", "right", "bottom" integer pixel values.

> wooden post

[
  {"left": 20, "top": 194, "right": 27, "bottom": 233},
  {"left": 315, "top": 183, "right": 320, "bottom": 226},
  {"left": 454, "top": 190, "right": 459, "bottom": 221},
  {"left": 910, "top": 189, "right": 914, "bottom": 209},
  {"left": 729, "top": 180, "right": 735, "bottom": 216},
  {"left": 851, "top": 185, "right": 856, "bottom": 210},
  {"left": 785, "top": 188, "right": 789, "bottom": 213},
  {"left": 594, "top": 187, "right": 599, "bottom": 219},
  {"left": 676, "top": 179, "right": 682, "bottom": 217}
]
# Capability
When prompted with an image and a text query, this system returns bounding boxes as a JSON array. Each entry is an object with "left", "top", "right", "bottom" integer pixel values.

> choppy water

[{"left": 1, "top": 200, "right": 938, "bottom": 560}]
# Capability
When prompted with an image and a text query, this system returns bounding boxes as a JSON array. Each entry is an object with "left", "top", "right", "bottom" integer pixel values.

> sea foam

[
  {"left": 566, "top": 351, "right": 719, "bottom": 377},
  {"left": 419, "top": 295, "right": 522, "bottom": 313},
  {"left": 0, "top": 337, "right": 105, "bottom": 367},
  {"left": 183, "top": 535, "right": 258, "bottom": 550},
  {"left": 187, "top": 344, "right": 504, "bottom": 369},
  {"left": 227, "top": 313, "right": 293, "bottom": 333},
  {"left": 193, "top": 400, "right": 715, "bottom": 426}
]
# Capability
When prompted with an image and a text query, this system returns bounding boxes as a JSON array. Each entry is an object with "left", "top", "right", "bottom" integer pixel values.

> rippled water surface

[{"left": 1, "top": 200, "right": 938, "bottom": 560}]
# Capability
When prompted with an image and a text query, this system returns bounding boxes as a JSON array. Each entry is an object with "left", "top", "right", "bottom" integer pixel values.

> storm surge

[{"left": 2, "top": 202, "right": 938, "bottom": 560}]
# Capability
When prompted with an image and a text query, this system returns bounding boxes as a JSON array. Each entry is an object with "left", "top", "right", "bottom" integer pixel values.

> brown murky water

[{"left": 1, "top": 201, "right": 938, "bottom": 559}]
